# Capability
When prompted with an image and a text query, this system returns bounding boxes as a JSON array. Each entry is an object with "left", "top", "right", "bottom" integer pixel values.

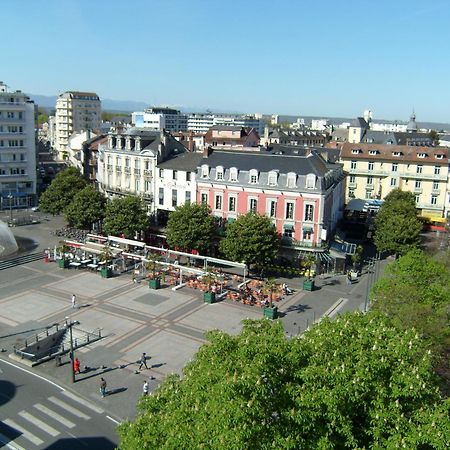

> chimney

[
  {"left": 203, "top": 146, "right": 212, "bottom": 158},
  {"left": 188, "top": 130, "right": 194, "bottom": 152}
]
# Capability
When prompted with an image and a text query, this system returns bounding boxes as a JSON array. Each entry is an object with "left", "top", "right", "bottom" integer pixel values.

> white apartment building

[
  {"left": 55, "top": 91, "right": 101, "bottom": 158},
  {"left": 132, "top": 107, "right": 188, "bottom": 132},
  {"left": 187, "top": 114, "right": 266, "bottom": 135},
  {"left": 0, "top": 82, "right": 37, "bottom": 209},
  {"left": 97, "top": 128, "right": 187, "bottom": 219},
  {"left": 67, "top": 130, "right": 98, "bottom": 171}
]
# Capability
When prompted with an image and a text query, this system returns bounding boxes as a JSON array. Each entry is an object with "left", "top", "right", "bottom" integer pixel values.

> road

[{"left": 0, "top": 359, "right": 119, "bottom": 450}]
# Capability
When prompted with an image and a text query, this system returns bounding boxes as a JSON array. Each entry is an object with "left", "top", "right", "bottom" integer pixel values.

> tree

[
  {"left": 102, "top": 195, "right": 149, "bottom": 238},
  {"left": 64, "top": 185, "right": 106, "bottom": 229},
  {"left": 166, "top": 203, "right": 215, "bottom": 254},
  {"left": 38, "top": 167, "right": 87, "bottom": 215},
  {"left": 262, "top": 277, "right": 278, "bottom": 308},
  {"left": 118, "top": 314, "right": 450, "bottom": 449},
  {"left": 220, "top": 212, "right": 279, "bottom": 268},
  {"left": 374, "top": 189, "right": 422, "bottom": 256},
  {"left": 429, "top": 129, "right": 440, "bottom": 146}
]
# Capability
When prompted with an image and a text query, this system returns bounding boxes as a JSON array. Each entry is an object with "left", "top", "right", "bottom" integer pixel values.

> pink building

[{"left": 196, "top": 148, "right": 345, "bottom": 256}]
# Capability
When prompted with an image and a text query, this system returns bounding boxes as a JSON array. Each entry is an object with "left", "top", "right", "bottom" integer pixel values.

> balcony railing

[
  {"left": 106, "top": 164, "right": 113, "bottom": 172},
  {"left": 280, "top": 236, "right": 327, "bottom": 249},
  {"left": 124, "top": 167, "right": 131, "bottom": 174},
  {"left": 134, "top": 169, "right": 141, "bottom": 175},
  {"left": 115, "top": 166, "right": 122, "bottom": 173},
  {"left": 414, "top": 187, "right": 423, "bottom": 194}
]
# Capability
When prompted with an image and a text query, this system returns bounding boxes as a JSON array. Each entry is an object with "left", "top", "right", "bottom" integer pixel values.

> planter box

[
  {"left": 203, "top": 292, "right": 216, "bottom": 304},
  {"left": 101, "top": 267, "right": 113, "bottom": 278},
  {"left": 303, "top": 279, "right": 315, "bottom": 291},
  {"left": 263, "top": 306, "right": 278, "bottom": 319},
  {"left": 148, "top": 278, "right": 161, "bottom": 290},
  {"left": 58, "top": 259, "right": 70, "bottom": 269}
]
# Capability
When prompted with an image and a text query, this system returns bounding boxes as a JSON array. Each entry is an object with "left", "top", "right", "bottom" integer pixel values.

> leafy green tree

[
  {"left": 374, "top": 188, "right": 422, "bottom": 256},
  {"left": 118, "top": 314, "right": 450, "bottom": 449},
  {"left": 220, "top": 212, "right": 279, "bottom": 268},
  {"left": 166, "top": 202, "right": 215, "bottom": 254},
  {"left": 64, "top": 185, "right": 106, "bottom": 229},
  {"left": 102, "top": 195, "right": 149, "bottom": 238},
  {"left": 429, "top": 129, "right": 440, "bottom": 146},
  {"left": 38, "top": 167, "right": 87, "bottom": 215}
]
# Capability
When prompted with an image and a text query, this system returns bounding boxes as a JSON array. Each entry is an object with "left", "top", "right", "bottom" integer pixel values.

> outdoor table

[
  {"left": 98, "top": 261, "right": 106, "bottom": 266},
  {"left": 87, "top": 263, "right": 98, "bottom": 270},
  {"left": 70, "top": 262, "right": 81, "bottom": 269},
  {"left": 80, "top": 259, "right": 92, "bottom": 265}
]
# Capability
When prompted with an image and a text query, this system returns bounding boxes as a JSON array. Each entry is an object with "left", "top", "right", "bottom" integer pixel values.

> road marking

[
  {"left": 0, "top": 432, "right": 26, "bottom": 450},
  {"left": 48, "top": 397, "right": 90, "bottom": 420},
  {"left": 33, "top": 403, "right": 76, "bottom": 428},
  {"left": 315, "top": 298, "right": 349, "bottom": 324},
  {"left": 3, "top": 419, "right": 44, "bottom": 446},
  {"left": 0, "top": 359, "right": 65, "bottom": 391},
  {"left": 106, "top": 415, "right": 121, "bottom": 425},
  {"left": 61, "top": 390, "right": 104, "bottom": 414},
  {"left": 19, "top": 411, "right": 59, "bottom": 437}
]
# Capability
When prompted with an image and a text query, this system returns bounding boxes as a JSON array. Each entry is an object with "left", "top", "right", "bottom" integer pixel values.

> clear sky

[{"left": 3, "top": 0, "right": 449, "bottom": 122}]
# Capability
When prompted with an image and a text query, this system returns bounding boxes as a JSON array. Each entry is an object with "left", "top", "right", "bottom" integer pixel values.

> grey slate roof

[
  {"left": 157, "top": 152, "right": 203, "bottom": 171},
  {"left": 350, "top": 117, "right": 368, "bottom": 128}
]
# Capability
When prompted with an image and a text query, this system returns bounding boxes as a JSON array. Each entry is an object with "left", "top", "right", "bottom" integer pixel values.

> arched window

[
  {"left": 286, "top": 172, "right": 296, "bottom": 188},
  {"left": 216, "top": 166, "right": 224, "bottom": 181},
  {"left": 201, "top": 164, "right": 209, "bottom": 179},
  {"left": 249, "top": 169, "right": 259, "bottom": 184},
  {"left": 229, "top": 167, "right": 238, "bottom": 182},
  {"left": 268, "top": 170, "right": 278, "bottom": 186},
  {"left": 306, "top": 173, "right": 316, "bottom": 189}
]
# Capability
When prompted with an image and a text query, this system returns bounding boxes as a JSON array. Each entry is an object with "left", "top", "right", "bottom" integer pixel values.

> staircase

[{"left": 0, "top": 252, "right": 43, "bottom": 270}]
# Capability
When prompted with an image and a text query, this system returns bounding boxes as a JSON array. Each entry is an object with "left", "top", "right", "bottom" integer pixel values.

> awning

[
  {"left": 227, "top": 217, "right": 235, "bottom": 223},
  {"left": 283, "top": 224, "right": 294, "bottom": 230},
  {"left": 302, "top": 226, "right": 313, "bottom": 232},
  {"left": 108, "top": 236, "right": 146, "bottom": 248},
  {"left": 420, "top": 213, "right": 446, "bottom": 223}
]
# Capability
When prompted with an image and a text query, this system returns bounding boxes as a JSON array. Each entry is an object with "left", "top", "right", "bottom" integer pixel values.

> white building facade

[
  {"left": 132, "top": 107, "right": 188, "bottom": 132},
  {"left": 187, "top": 113, "right": 266, "bottom": 135},
  {"left": 55, "top": 91, "right": 101, "bottom": 158},
  {"left": 0, "top": 82, "right": 37, "bottom": 209}
]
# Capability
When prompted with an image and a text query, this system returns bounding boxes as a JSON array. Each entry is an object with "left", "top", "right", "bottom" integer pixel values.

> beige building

[
  {"left": 340, "top": 143, "right": 450, "bottom": 219},
  {"left": 55, "top": 91, "right": 101, "bottom": 158}
]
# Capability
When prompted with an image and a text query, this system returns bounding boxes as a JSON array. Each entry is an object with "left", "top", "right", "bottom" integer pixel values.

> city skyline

[{"left": 3, "top": 0, "right": 450, "bottom": 122}]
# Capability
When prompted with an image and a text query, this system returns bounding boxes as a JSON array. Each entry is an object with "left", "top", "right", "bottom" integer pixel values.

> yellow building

[{"left": 340, "top": 143, "right": 450, "bottom": 219}]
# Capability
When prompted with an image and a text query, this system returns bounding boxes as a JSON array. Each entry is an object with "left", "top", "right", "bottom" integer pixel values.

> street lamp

[
  {"left": 65, "top": 317, "right": 80, "bottom": 383},
  {"left": 7, "top": 192, "right": 13, "bottom": 223}
]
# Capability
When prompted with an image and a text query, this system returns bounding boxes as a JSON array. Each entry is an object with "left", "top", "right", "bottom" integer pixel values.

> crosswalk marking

[
  {"left": 3, "top": 419, "right": 43, "bottom": 446},
  {"left": 0, "top": 432, "right": 26, "bottom": 450},
  {"left": 62, "top": 390, "right": 104, "bottom": 414},
  {"left": 19, "top": 411, "right": 60, "bottom": 437},
  {"left": 48, "top": 396, "right": 90, "bottom": 420},
  {"left": 34, "top": 403, "right": 76, "bottom": 429}
]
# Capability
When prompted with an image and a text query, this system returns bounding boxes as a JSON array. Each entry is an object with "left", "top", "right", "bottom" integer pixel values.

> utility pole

[
  {"left": 8, "top": 192, "right": 13, "bottom": 223},
  {"left": 65, "top": 317, "right": 79, "bottom": 383}
]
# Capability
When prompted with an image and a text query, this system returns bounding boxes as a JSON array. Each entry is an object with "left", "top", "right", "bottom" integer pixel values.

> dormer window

[
  {"left": 306, "top": 173, "right": 316, "bottom": 189},
  {"left": 351, "top": 149, "right": 361, "bottom": 154},
  {"left": 216, "top": 166, "right": 224, "bottom": 181},
  {"left": 268, "top": 171, "right": 278, "bottom": 186},
  {"left": 229, "top": 167, "right": 238, "bottom": 182},
  {"left": 435, "top": 154, "right": 444, "bottom": 160},
  {"left": 201, "top": 164, "right": 209, "bottom": 179},
  {"left": 249, "top": 169, "right": 259, "bottom": 184},
  {"left": 368, "top": 150, "right": 378, "bottom": 155},
  {"left": 417, "top": 153, "right": 427, "bottom": 158},
  {"left": 392, "top": 151, "right": 402, "bottom": 157},
  {"left": 286, "top": 172, "right": 297, "bottom": 188}
]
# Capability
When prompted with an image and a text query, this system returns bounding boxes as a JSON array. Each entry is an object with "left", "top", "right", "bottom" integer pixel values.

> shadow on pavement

[
  {"left": 44, "top": 437, "right": 116, "bottom": 450},
  {"left": 107, "top": 387, "right": 127, "bottom": 396},
  {"left": 0, "top": 380, "right": 16, "bottom": 407}
]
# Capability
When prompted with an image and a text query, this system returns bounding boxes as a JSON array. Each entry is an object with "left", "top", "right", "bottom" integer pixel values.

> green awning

[
  {"left": 227, "top": 217, "right": 235, "bottom": 223},
  {"left": 303, "top": 226, "right": 313, "bottom": 232},
  {"left": 283, "top": 224, "right": 294, "bottom": 230}
]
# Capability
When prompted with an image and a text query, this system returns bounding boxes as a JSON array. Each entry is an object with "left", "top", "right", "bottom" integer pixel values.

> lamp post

[
  {"left": 65, "top": 317, "right": 80, "bottom": 383},
  {"left": 7, "top": 192, "right": 13, "bottom": 223}
]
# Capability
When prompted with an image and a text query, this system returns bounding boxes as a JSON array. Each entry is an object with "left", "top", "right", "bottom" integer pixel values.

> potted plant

[
  {"left": 302, "top": 254, "right": 316, "bottom": 291},
  {"left": 202, "top": 271, "right": 217, "bottom": 303},
  {"left": 262, "top": 277, "right": 278, "bottom": 319},
  {"left": 147, "top": 253, "right": 161, "bottom": 289},
  {"left": 350, "top": 245, "right": 363, "bottom": 279},
  {"left": 57, "top": 241, "right": 70, "bottom": 268},
  {"left": 100, "top": 245, "right": 113, "bottom": 278}
]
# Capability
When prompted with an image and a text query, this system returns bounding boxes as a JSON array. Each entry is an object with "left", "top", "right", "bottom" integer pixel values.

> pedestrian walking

[
  {"left": 73, "top": 357, "right": 81, "bottom": 374},
  {"left": 138, "top": 352, "right": 149, "bottom": 370},
  {"left": 100, "top": 378, "right": 107, "bottom": 397},
  {"left": 143, "top": 380, "right": 149, "bottom": 396},
  {"left": 71, "top": 294, "right": 76, "bottom": 309}
]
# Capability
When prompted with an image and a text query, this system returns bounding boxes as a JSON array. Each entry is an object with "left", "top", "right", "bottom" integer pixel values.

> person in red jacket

[{"left": 73, "top": 357, "right": 81, "bottom": 374}]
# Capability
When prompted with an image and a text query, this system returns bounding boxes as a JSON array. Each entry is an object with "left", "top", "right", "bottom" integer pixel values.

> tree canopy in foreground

[
  {"left": 64, "top": 185, "right": 106, "bottom": 229},
  {"left": 39, "top": 167, "right": 87, "bottom": 215},
  {"left": 374, "top": 189, "right": 422, "bottom": 256},
  {"left": 166, "top": 202, "right": 215, "bottom": 254},
  {"left": 118, "top": 315, "right": 450, "bottom": 449},
  {"left": 220, "top": 212, "right": 280, "bottom": 268}
]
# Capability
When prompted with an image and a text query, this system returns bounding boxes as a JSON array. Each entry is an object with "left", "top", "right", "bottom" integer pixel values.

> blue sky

[{"left": 3, "top": 0, "right": 449, "bottom": 122}]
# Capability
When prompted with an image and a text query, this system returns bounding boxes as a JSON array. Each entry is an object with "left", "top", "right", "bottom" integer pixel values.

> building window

[
  {"left": 304, "top": 204, "right": 314, "bottom": 221},
  {"left": 268, "top": 172, "right": 277, "bottom": 186},
  {"left": 368, "top": 161, "right": 374, "bottom": 171},
  {"left": 433, "top": 181, "right": 439, "bottom": 190},
  {"left": 390, "top": 178, "right": 397, "bottom": 187},
  {"left": 416, "top": 165, "right": 423, "bottom": 174},
  {"left": 201, "top": 193, "right": 208, "bottom": 204},
  {"left": 249, "top": 169, "right": 258, "bottom": 184},
  {"left": 186, "top": 191, "right": 191, "bottom": 203},
  {"left": 135, "top": 180, "right": 140, "bottom": 191},
  {"left": 159, "top": 188, "right": 164, "bottom": 205},
  {"left": 216, "top": 166, "right": 224, "bottom": 180},
  {"left": 249, "top": 198, "right": 257, "bottom": 212},
  {"left": 434, "top": 166, "right": 441, "bottom": 175},
  {"left": 306, "top": 174, "right": 315, "bottom": 189},
  {"left": 201, "top": 165, "right": 209, "bottom": 179},
  {"left": 172, "top": 189, "right": 177, "bottom": 207},
  {"left": 303, "top": 228, "right": 312, "bottom": 240},
  {"left": 348, "top": 189, "right": 355, "bottom": 198},
  {"left": 285, "top": 202, "right": 294, "bottom": 219},
  {"left": 173, "top": 170, "right": 177, "bottom": 180},
  {"left": 229, "top": 167, "right": 238, "bottom": 182},
  {"left": 145, "top": 181, "right": 151, "bottom": 192},
  {"left": 286, "top": 173, "right": 296, "bottom": 188},
  {"left": 283, "top": 226, "right": 294, "bottom": 238},
  {"left": 431, "top": 195, "right": 438, "bottom": 205},
  {"left": 367, "top": 176, "right": 373, "bottom": 185},
  {"left": 269, "top": 200, "right": 276, "bottom": 217},
  {"left": 159, "top": 168, "right": 164, "bottom": 178},
  {"left": 350, "top": 160, "right": 357, "bottom": 170},
  {"left": 349, "top": 175, "right": 356, "bottom": 183},
  {"left": 415, "top": 195, "right": 420, "bottom": 204},
  {"left": 228, "top": 196, "right": 236, "bottom": 212},
  {"left": 215, "top": 194, "right": 223, "bottom": 210},
  {"left": 415, "top": 180, "right": 421, "bottom": 188},
  {"left": 392, "top": 163, "right": 398, "bottom": 172}
]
